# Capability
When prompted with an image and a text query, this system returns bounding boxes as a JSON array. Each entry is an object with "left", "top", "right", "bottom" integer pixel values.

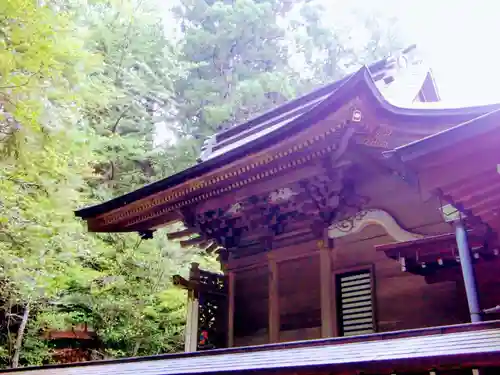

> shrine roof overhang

[
  {"left": 5, "top": 321, "right": 500, "bottom": 375},
  {"left": 75, "top": 67, "right": 500, "bottom": 233},
  {"left": 199, "top": 46, "right": 434, "bottom": 162},
  {"left": 385, "top": 108, "right": 500, "bottom": 231},
  {"left": 376, "top": 230, "right": 499, "bottom": 276}
]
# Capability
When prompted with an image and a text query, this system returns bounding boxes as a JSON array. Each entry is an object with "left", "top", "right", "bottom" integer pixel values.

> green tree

[
  {"left": 63, "top": 0, "right": 199, "bottom": 358},
  {"left": 57, "top": 232, "right": 192, "bottom": 358},
  {"left": 0, "top": 0, "right": 410, "bottom": 368},
  {"left": 289, "top": 0, "right": 405, "bottom": 91},
  {"left": 0, "top": 0, "right": 106, "bottom": 367},
  {"left": 173, "top": 0, "right": 299, "bottom": 148},
  {"left": 81, "top": 0, "right": 185, "bottom": 197}
]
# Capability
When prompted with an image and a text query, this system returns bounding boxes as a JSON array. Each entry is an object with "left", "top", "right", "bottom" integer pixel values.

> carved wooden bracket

[
  {"left": 301, "top": 169, "right": 369, "bottom": 232},
  {"left": 328, "top": 208, "right": 425, "bottom": 241}
]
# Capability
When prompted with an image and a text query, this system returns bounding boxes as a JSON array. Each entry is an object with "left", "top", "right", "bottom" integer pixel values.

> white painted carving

[
  {"left": 328, "top": 208, "right": 425, "bottom": 242},
  {"left": 268, "top": 188, "right": 298, "bottom": 204},
  {"left": 226, "top": 203, "right": 243, "bottom": 216}
]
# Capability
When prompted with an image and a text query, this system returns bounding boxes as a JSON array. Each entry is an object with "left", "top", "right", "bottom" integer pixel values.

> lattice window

[{"left": 336, "top": 269, "right": 375, "bottom": 336}]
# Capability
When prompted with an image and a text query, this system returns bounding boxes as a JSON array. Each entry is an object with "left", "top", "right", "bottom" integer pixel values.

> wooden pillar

[
  {"left": 268, "top": 256, "right": 279, "bottom": 343},
  {"left": 184, "top": 263, "right": 200, "bottom": 352},
  {"left": 319, "top": 240, "right": 334, "bottom": 338},
  {"left": 184, "top": 289, "right": 199, "bottom": 352},
  {"left": 227, "top": 271, "right": 235, "bottom": 347}
]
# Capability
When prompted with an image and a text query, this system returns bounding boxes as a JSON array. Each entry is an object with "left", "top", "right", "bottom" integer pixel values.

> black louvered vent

[{"left": 337, "top": 270, "right": 375, "bottom": 336}]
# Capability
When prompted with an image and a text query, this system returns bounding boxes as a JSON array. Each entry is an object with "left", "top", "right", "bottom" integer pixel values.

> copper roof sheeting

[
  {"left": 5, "top": 321, "right": 500, "bottom": 375},
  {"left": 202, "top": 47, "right": 430, "bottom": 163}
]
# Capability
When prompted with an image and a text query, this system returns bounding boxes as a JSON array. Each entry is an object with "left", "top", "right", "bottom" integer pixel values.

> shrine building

[{"left": 8, "top": 46, "right": 500, "bottom": 375}]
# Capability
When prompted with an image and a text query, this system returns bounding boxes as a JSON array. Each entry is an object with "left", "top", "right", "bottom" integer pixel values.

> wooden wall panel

[
  {"left": 329, "top": 171, "right": 472, "bottom": 333},
  {"left": 472, "top": 259, "right": 500, "bottom": 322},
  {"left": 279, "top": 327, "right": 321, "bottom": 342},
  {"left": 234, "top": 266, "right": 268, "bottom": 338},
  {"left": 229, "top": 163, "right": 499, "bottom": 347},
  {"left": 278, "top": 254, "right": 321, "bottom": 339},
  {"left": 233, "top": 331, "right": 267, "bottom": 347},
  {"left": 335, "top": 231, "right": 468, "bottom": 332}
]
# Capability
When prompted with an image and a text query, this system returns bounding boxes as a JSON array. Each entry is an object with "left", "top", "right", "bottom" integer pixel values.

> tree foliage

[{"left": 0, "top": 0, "right": 406, "bottom": 368}]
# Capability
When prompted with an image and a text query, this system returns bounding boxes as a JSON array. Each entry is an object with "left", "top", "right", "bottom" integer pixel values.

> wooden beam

[
  {"left": 167, "top": 228, "right": 197, "bottom": 240},
  {"left": 180, "top": 236, "right": 206, "bottom": 248},
  {"left": 172, "top": 275, "right": 190, "bottom": 289},
  {"left": 268, "top": 255, "right": 279, "bottom": 343},
  {"left": 227, "top": 271, "right": 235, "bottom": 347},
  {"left": 194, "top": 165, "right": 322, "bottom": 214},
  {"left": 319, "top": 240, "right": 333, "bottom": 338},
  {"left": 204, "top": 242, "right": 219, "bottom": 254},
  {"left": 122, "top": 210, "right": 182, "bottom": 231}
]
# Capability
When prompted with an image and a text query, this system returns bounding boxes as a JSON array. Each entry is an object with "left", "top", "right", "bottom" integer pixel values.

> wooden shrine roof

[
  {"left": 5, "top": 321, "right": 500, "bottom": 375},
  {"left": 75, "top": 47, "right": 426, "bottom": 224},
  {"left": 75, "top": 47, "right": 500, "bottom": 236},
  {"left": 198, "top": 45, "right": 435, "bottom": 163},
  {"left": 386, "top": 108, "right": 500, "bottom": 232}
]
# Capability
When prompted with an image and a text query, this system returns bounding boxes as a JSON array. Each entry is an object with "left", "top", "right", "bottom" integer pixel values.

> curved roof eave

[
  {"left": 362, "top": 69, "right": 500, "bottom": 123},
  {"left": 75, "top": 67, "right": 500, "bottom": 220},
  {"left": 384, "top": 107, "right": 500, "bottom": 163},
  {"left": 74, "top": 69, "right": 365, "bottom": 219}
]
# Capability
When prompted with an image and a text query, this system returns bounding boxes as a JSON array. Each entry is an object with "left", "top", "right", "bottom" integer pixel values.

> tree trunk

[
  {"left": 12, "top": 303, "right": 29, "bottom": 368},
  {"left": 132, "top": 339, "right": 142, "bottom": 356}
]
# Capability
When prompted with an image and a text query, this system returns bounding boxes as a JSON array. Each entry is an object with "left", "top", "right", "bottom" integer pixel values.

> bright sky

[{"left": 322, "top": 0, "right": 500, "bottom": 104}]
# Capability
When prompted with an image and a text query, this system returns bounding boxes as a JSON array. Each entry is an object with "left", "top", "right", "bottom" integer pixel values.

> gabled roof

[
  {"left": 198, "top": 45, "right": 435, "bottom": 162},
  {"left": 5, "top": 321, "right": 500, "bottom": 375},
  {"left": 75, "top": 48, "right": 500, "bottom": 228}
]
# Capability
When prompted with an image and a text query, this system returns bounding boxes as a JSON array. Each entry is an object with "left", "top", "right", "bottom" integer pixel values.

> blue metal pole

[{"left": 455, "top": 221, "right": 482, "bottom": 323}]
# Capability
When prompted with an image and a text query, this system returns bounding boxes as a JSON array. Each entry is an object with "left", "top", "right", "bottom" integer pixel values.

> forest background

[{"left": 0, "top": 0, "right": 405, "bottom": 368}]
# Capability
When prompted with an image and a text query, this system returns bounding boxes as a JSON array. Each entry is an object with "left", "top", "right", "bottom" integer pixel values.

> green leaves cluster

[{"left": 0, "top": 0, "right": 406, "bottom": 368}]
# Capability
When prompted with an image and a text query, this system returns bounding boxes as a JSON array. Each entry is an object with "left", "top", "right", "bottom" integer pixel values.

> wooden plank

[
  {"left": 419, "top": 149, "right": 498, "bottom": 192},
  {"left": 268, "top": 256, "right": 280, "bottom": 343},
  {"left": 226, "top": 239, "right": 319, "bottom": 271},
  {"left": 319, "top": 242, "right": 333, "bottom": 338},
  {"left": 167, "top": 228, "right": 196, "bottom": 240},
  {"left": 370, "top": 264, "right": 378, "bottom": 334},
  {"left": 204, "top": 242, "right": 219, "bottom": 254},
  {"left": 179, "top": 236, "right": 206, "bottom": 248},
  {"left": 228, "top": 272, "right": 235, "bottom": 347},
  {"left": 331, "top": 245, "right": 339, "bottom": 337}
]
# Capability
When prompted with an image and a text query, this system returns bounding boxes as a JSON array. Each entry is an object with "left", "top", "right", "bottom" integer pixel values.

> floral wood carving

[
  {"left": 302, "top": 170, "right": 343, "bottom": 225},
  {"left": 301, "top": 168, "right": 369, "bottom": 231},
  {"left": 328, "top": 208, "right": 424, "bottom": 241}
]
